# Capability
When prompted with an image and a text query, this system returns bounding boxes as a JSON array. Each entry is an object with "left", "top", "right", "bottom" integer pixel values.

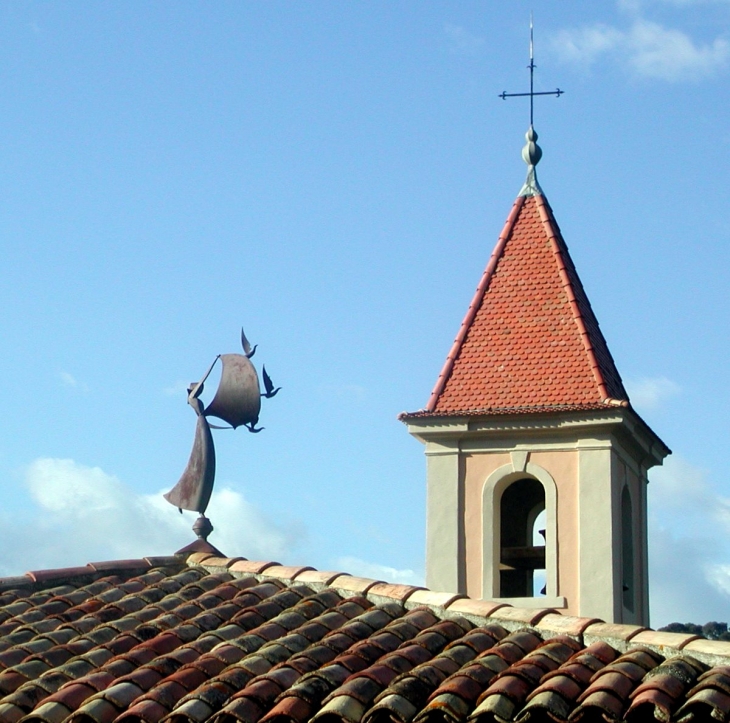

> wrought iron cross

[{"left": 499, "top": 16, "right": 563, "bottom": 126}]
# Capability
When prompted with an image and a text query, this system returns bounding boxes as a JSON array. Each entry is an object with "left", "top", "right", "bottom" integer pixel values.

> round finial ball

[
  {"left": 193, "top": 514, "right": 214, "bottom": 541},
  {"left": 522, "top": 126, "right": 542, "bottom": 167}
]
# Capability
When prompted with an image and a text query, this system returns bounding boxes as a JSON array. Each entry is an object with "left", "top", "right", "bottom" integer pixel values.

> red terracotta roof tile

[
  {"left": 2, "top": 558, "right": 730, "bottom": 723},
  {"left": 229, "top": 562, "right": 280, "bottom": 577},
  {"left": 406, "top": 194, "right": 629, "bottom": 419}
]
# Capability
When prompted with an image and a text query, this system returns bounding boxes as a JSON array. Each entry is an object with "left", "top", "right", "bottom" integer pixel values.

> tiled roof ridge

[
  {"left": 533, "top": 195, "right": 628, "bottom": 404},
  {"left": 0, "top": 558, "right": 184, "bottom": 596},
  {"left": 185, "top": 554, "right": 730, "bottom": 669},
  {"left": 425, "top": 196, "right": 526, "bottom": 413}
]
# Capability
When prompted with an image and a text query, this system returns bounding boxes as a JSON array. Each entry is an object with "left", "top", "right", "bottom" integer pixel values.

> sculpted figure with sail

[{"left": 164, "top": 328, "right": 279, "bottom": 550}]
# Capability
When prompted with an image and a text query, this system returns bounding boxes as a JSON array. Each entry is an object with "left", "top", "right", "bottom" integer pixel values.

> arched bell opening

[
  {"left": 531, "top": 508, "right": 547, "bottom": 596},
  {"left": 499, "top": 477, "right": 546, "bottom": 598}
]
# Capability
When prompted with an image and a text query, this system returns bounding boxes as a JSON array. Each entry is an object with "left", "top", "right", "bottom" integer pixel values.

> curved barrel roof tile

[{"left": 0, "top": 556, "right": 728, "bottom": 723}]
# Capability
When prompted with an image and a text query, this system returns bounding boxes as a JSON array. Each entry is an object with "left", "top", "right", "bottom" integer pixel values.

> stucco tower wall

[
  {"left": 409, "top": 408, "right": 667, "bottom": 624},
  {"left": 463, "top": 451, "right": 510, "bottom": 599},
  {"left": 578, "top": 442, "right": 617, "bottom": 622},
  {"left": 424, "top": 439, "right": 464, "bottom": 593}
]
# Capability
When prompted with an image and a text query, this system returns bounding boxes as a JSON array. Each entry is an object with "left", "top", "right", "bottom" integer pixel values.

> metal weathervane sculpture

[{"left": 164, "top": 328, "right": 279, "bottom": 548}]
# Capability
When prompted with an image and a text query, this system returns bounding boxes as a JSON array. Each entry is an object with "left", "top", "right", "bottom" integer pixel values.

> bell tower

[{"left": 401, "top": 126, "right": 669, "bottom": 625}]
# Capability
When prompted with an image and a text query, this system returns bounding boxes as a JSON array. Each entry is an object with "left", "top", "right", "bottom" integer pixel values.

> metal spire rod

[{"left": 499, "top": 14, "right": 563, "bottom": 126}]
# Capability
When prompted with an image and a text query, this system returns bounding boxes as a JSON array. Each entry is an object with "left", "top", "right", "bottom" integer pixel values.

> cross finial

[
  {"left": 499, "top": 14, "right": 563, "bottom": 125},
  {"left": 499, "top": 15, "right": 564, "bottom": 196}
]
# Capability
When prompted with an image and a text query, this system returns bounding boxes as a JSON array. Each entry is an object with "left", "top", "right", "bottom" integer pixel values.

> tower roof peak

[
  {"left": 499, "top": 18, "right": 563, "bottom": 197},
  {"left": 519, "top": 125, "right": 543, "bottom": 197}
]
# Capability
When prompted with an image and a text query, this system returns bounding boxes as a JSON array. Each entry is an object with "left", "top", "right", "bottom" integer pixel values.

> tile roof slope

[
  {"left": 1, "top": 555, "right": 730, "bottom": 723},
  {"left": 411, "top": 193, "right": 628, "bottom": 417}
]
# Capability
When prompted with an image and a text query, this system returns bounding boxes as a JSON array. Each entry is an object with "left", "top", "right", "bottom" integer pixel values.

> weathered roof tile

[{"left": 2, "top": 559, "right": 730, "bottom": 723}]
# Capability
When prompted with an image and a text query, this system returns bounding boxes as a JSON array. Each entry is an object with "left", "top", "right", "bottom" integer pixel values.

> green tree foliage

[{"left": 659, "top": 621, "right": 730, "bottom": 641}]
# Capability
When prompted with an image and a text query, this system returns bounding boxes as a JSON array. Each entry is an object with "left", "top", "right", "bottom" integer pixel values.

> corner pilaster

[
  {"left": 578, "top": 443, "right": 618, "bottom": 622},
  {"left": 424, "top": 439, "right": 464, "bottom": 594}
]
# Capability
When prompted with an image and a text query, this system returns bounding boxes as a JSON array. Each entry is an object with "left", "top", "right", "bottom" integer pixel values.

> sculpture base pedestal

[
  {"left": 175, "top": 537, "right": 224, "bottom": 557},
  {"left": 174, "top": 514, "right": 224, "bottom": 557}
]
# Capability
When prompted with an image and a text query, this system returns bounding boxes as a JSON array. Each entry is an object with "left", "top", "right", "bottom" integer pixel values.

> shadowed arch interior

[{"left": 499, "top": 477, "right": 546, "bottom": 597}]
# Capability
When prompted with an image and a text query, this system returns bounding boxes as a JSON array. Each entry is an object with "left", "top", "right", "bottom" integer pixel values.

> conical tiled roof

[{"left": 418, "top": 192, "right": 628, "bottom": 417}]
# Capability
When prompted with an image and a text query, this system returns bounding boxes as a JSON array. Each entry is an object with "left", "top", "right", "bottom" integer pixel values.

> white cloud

[
  {"left": 552, "top": 19, "right": 729, "bottom": 80},
  {"left": 9, "top": 455, "right": 730, "bottom": 629},
  {"left": 0, "top": 457, "right": 295, "bottom": 577},
  {"left": 649, "top": 456, "right": 730, "bottom": 625},
  {"left": 649, "top": 455, "right": 730, "bottom": 522},
  {"left": 625, "top": 375, "right": 680, "bottom": 411},
  {"left": 444, "top": 24, "right": 485, "bottom": 56},
  {"left": 27, "top": 458, "right": 122, "bottom": 514},
  {"left": 643, "top": 0, "right": 730, "bottom": 5},
  {"left": 677, "top": 0, "right": 730, "bottom": 4},
  {"left": 705, "top": 564, "right": 730, "bottom": 596},
  {"left": 631, "top": 21, "right": 729, "bottom": 78},
  {"left": 163, "top": 379, "right": 190, "bottom": 397},
  {"left": 60, "top": 371, "right": 77, "bottom": 387},
  {"left": 59, "top": 371, "right": 88, "bottom": 392},
  {"left": 553, "top": 23, "right": 625, "bottom": 65},
  {"left": 648, "top": 524, "right": 727, "bottom": 625},
  {"left": 336, "top": 555, "right": 424, "bottom": 587}
]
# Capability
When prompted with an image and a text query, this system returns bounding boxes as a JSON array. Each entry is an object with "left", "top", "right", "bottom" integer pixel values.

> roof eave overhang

[{"left": 402, "top": 406, "right": 670, "bottom": 470}]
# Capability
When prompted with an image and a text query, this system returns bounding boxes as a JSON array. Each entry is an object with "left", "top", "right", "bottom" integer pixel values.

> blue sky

[{"left": 0, "top": 1, "right": 728, "bottom": 627}]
